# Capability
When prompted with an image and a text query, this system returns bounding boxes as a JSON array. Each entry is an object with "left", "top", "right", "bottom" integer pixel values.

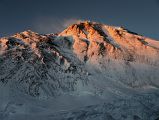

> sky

[{"left": 0, "top": 0, "right": 159, "bottom": 39}]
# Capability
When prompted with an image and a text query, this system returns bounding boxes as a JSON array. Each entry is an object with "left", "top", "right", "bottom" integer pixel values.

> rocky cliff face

[
  {"left": 0, "top": 30, "right": 89, "bottom": 97},
  {"left": 0, "top": 21, "right": 159, "bottom": 120}
]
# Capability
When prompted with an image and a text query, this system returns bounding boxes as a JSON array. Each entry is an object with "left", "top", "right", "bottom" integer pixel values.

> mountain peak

[
  {"left": 60, "top": 21, "right": 140, "bottom": 38},
  {"left": 10, "top": 30, "right": 49, "bottom": 44},
  {"left": 13, "top": 30, "right": 40, "bottom": 39},
  {"left": 58, "top": 21, "right": 159, "bottom": 63},
  {"left": 0, "top": 21, "right": 159, "bottom": 64}
]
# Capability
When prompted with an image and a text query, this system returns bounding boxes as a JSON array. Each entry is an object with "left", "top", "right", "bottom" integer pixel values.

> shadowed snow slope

[{"left": 0, "top": 21, "right": 159, "bottom": 120}]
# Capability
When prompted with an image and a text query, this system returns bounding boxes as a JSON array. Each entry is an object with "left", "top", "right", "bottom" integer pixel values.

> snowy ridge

[{"left": 0, "top": 21, "right": 159, "bottom": 120}]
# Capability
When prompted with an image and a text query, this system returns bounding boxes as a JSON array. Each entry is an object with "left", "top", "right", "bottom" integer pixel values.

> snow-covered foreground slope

[{"left": 0, "top": 21, "right": 159, "bottom": 120}]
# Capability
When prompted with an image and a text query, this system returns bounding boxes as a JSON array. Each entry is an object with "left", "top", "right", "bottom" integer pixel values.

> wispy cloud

[{"left": 33, "top": 17, "right": 82, "bottom": 34}]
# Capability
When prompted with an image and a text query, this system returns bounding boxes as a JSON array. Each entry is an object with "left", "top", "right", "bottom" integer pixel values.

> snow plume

[{"left": 33, "top": 17, "right": 82, "bottom": 34}]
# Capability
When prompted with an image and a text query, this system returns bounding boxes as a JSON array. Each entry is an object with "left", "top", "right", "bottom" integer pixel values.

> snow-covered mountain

[{"left": 0, "top": 21, "right": 159, "bottom": 120}]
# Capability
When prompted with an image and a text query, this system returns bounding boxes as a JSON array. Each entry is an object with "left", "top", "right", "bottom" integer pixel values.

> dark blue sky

[{"left": 0, "top": 0, "right": 159, "bottom": 39}]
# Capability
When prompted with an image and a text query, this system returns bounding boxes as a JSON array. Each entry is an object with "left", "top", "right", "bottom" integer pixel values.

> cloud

[{"left": 33, "top": 17, "right": 82, "bottom": 34}]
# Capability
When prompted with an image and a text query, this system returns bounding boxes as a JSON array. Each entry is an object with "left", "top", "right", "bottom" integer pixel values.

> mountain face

[{"left": 0, "top": 21, "right": 159, "bottom": 120}]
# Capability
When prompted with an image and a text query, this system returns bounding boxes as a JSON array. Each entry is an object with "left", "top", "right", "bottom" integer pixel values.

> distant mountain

[{"left": 0, "top": 21, "right": 159, "bottom": 120}]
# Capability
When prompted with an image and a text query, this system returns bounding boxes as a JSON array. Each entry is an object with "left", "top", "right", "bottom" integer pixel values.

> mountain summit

[
  {"left": 59, "top": 21, "right": 159, "bottom": 64},
  {"left": 0, "top": 21, "right": 159, "bottom": 120}
]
